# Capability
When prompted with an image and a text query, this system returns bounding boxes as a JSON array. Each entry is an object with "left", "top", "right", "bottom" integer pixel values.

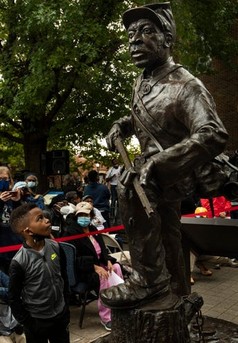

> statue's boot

[
  {"left": 100, "top": 270, "right": 178, "bottom": 310},
  {"left": 183, "top": 292, "right": 204, "bottom": 324}
]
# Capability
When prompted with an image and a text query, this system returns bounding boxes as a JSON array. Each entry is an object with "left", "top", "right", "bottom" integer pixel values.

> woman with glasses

[{"left": 0, "top": 167, "right": 23, "bottom": 273}]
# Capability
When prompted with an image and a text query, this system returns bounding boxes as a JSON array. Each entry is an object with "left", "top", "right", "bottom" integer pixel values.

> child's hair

[{"left": 10, "top": 203, "right": 37, "bottom": 234}]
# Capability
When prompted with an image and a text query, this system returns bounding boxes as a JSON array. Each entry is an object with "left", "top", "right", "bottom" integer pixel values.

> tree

[
  {"left": 0, "top": 0, "right": 134, "bottom": 188},
  {"left": 0, "top": 0, "right": 237, "bottom": 191},
  {"left": 175, "top": 0, "right": 238, "bottom": 150}
]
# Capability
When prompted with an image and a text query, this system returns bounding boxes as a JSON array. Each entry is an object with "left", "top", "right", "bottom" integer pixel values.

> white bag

[
  {"left": 107, "top": 271, "right": 124, "bottom": 287},
  {"left": 0, "top": 303, "right": 18, "bottom": 335}
]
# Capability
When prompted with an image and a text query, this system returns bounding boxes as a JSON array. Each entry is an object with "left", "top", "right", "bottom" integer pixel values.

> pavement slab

[{"left": 69, "top": 266, "right": 238, "bottom": 342}]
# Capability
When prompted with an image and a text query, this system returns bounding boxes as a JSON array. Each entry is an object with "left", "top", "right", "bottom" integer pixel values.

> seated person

[
  {"left": 44, "top": 194, "right": 68, "bottom": 237},
  {"left": 24, "top": 173, "right": 45, "bottom": 210},
  {"left": 65, "top": 191, "right": 82, "bottom": 206},
  {"left": 63, "top": 201, "right": 123, "bottom": 331},
  {"left": 82, "top": 195, "right": 106, "bottom": 230},
  {"left": 12, "top": 179, "right": 45, "bottom": 210}
]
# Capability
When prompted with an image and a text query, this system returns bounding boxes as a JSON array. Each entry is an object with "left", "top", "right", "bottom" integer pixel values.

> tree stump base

[{"left": 94, "top": 293, "right": 203, "bottom": 343}]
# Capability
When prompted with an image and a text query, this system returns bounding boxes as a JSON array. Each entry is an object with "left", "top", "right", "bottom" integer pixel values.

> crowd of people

[
  {"left": 0, "top": 156, "right": 237, "bottom": 341},
  {"left": 0, "top": 162, "right": 125, "bottom": 341}
]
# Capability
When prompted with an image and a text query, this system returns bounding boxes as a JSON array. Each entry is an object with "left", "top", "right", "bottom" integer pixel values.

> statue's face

[{"left": 127, "top": 19, "right": 169, "bottom": 70}]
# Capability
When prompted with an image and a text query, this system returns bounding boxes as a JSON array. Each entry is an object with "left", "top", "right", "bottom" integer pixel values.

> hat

[
  {"left": 122, "top": 2, "right": 176, "bottom": 40},
  {"left": 194, "top": 207, "right": 208, "bottom": 218},
  {"left": 12, "top": 181, "right": 27, "bottom": 191},
  {"left": 49, "top": 194, "right": 66, "bottom": 207},
  {"left": 75, "top": 201, "right": 93, "bottom": 215}
]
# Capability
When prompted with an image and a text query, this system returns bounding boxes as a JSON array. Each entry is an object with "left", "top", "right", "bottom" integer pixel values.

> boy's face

[{"left": 26, "top": 207, "right": 51, "bottom": 237}]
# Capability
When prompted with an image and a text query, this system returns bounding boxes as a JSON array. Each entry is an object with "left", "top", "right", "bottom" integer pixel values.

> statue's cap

[{"left": 122, "top": 2, "right": 176, "bottom": 39}]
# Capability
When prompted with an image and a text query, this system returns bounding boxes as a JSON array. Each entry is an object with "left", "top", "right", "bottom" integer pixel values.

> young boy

[{"left": 8, "top": 203, "right": 70, "bottom": 343}]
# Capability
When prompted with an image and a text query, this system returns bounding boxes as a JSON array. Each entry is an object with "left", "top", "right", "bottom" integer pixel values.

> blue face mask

[
  {"left": 77, "top": 217, "right": 91, "bottom": 227},
  {"left": 0, "top": 180, "right": 10, "bottom": 192}
]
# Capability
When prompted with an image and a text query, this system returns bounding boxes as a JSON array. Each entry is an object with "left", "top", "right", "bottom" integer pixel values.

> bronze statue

[{"left": 100, "top": 2, "right": 228, "bottom": 310}]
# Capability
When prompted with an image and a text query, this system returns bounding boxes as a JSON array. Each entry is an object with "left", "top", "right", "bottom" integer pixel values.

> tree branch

[
  {"left": 0, "top": 130, "right": 23, "bottom": 144},
  {"left": 46, "top": 72, "right": 77, "bottom": 124}
]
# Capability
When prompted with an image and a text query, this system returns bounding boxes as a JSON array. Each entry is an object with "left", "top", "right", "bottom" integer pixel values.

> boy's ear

[{"left": 24, "top": 227, "right": 33, "bottom": 236}]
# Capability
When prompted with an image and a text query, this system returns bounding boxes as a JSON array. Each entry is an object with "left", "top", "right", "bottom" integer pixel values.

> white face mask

[
  {"left": 27, "top": 181, "right": 37, "bottom": 188},
  {"left": 60, "top": 205, "right": 75, "bottom": 219}
]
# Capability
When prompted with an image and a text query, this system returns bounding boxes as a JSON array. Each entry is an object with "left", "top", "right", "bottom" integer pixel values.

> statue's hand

[
  {"left": 119, "top": 167, "right": 137, "bottom": 188},
  {"left": 139, "top": 159, "right": 155, "bottom": 187},
  {"left": 106, "top": 124, "right": 121, "bottom": 152}
]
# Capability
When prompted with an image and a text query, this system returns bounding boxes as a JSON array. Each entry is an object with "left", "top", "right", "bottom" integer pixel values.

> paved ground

[{"left": 69, "top": 264, "right": 238, "bottom": 342}]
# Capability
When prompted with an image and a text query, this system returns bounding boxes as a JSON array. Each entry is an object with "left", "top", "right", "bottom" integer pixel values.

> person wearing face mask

[
  {"left": 82, "top": 195, "right": 106, "bottom": 231},
  {"left": 63, "top": 201, "right": 123, "bottom": 331},
  {"left": 23, "top": 173, "right": 45, "bottom": 210},
  {"left": 0, "top": 166, "right": 23, "bottom": 273}
]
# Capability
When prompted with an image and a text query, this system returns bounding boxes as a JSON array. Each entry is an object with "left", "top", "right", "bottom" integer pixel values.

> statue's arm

[{"left": 106, "top": 115, "right": 134, "bottom": 152}]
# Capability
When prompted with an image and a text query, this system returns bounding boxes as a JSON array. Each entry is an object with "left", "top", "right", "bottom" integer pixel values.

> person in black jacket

[
  {"left": 8, "top": 203, "right": 70, "bottom": 343},
  {"left": 63, "top": 201, "right": 123, "bottom": 331},
  {"left": 0, "top": 166, "right": 23, "bottom": 273}
]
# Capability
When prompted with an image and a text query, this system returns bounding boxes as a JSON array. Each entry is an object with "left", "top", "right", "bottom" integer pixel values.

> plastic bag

[
  {"left": 107, "top": 271, "right": 124, "bottom": 287},
  {"left": 0, "top": 303, "right": 18, "bottom": 335}
]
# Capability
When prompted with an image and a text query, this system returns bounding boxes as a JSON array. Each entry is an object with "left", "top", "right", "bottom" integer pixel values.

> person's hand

[
  {"left": 139, "top": 159, "right": 155, "bottom": 187},
  {"left": 0, "top": 191, "right": 12, "bottom": 202},
  {"left": 219, "top": 211, "right": 226, "bottom": 218},
  {"left": 10, "top": 189, "right": 22, "bottom": 201},
  {"left": 94, "top": 265, "right": 109, "bottom": 279},
  {"left": 0, "top": 190, "right": 21, "bottom": 202},
  {"left": 106, "top": 124, "right": 121, "bottom": 151},
  {"left": 107, "top": 260, "right": 113, "bottom": 274},
  {"left": 119, "top": 167, "right": 137, "bottom": 188}
]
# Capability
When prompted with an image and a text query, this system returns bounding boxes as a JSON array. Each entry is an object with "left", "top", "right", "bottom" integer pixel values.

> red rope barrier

[
  {"left": 1, "top": 205, "right": 238, "bottom": 254},
  {"left": 0, "top": 225, "right": 125, "bottom": 254}
]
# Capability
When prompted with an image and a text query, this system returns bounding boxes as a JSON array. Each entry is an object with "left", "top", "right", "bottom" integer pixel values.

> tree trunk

[
  {"left": 23, "top": 133, "right": 48, "bottom": 193},
  {"left": 109, "top": 300, "right": 190, "bottom": 343}
]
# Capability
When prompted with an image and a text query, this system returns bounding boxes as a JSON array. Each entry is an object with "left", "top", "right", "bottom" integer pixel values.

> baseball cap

[
  {"left": 123, "top": 2, "right": 176, "bottom": 41},
  {"left": 75, "top": 202, "right": 93, "bottom": 215},
  {"left": 194, "top": 207, "right": 208, "bottom": 218}
]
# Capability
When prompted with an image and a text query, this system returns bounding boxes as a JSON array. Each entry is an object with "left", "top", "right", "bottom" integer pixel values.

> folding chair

[
  {"left": 101, "top": 233, "right": 131, "bottom": 265},
  {"left": 60, "top": 242, "right": 97, "bottom": 329}
]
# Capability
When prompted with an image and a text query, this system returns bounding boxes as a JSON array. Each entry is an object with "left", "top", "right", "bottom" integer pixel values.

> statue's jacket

[{"left": 115, "top": 58, "right": 228, "bottom": 200}]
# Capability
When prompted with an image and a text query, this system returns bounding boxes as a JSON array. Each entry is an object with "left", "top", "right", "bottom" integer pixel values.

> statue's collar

[
  {"left": 142, "top": 57, "right": 181, "bottom": 80},
  {"left": 135, "top": 57, "right": 182, "bottom": 96}
]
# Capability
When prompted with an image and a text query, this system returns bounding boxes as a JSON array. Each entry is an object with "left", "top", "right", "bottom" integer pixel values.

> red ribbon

[
  {"left": 1, "top": 205, "right": 238, "bottom": 254},
  {"left": 0, "top": 225, "right": 124, "bottom": 254}
]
